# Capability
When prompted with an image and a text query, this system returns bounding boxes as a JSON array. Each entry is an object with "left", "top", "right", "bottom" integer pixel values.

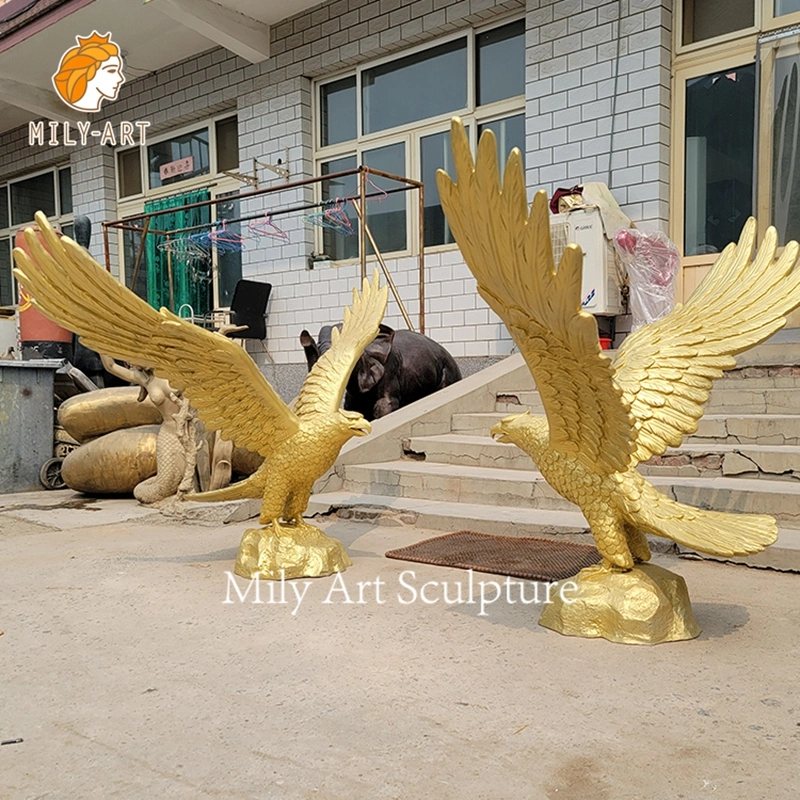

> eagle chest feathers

[
  {"left": 274, "top": 417, "right": 347, "bottom": 479},
  {"left": 517, "top": 422, "right": 610, "bottom": 511}
]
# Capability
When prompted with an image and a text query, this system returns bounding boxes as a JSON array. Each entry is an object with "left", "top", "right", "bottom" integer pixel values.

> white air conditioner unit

[{"left": 549, "top": 206, "right": 625, "bottom": 316}]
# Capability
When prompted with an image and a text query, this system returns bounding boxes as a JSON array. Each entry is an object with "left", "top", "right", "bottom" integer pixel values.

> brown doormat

[{"left": 385, "top": 531, "right": 601, "bottom": 582}]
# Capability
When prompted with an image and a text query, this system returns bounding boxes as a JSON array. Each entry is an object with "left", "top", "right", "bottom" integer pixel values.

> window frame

[
  {"left": 0, "top": 164, "right": 74, "bottom": 307},
  {"left": 114, "top": 112, "right": 242, "bottom": 310},
  {"left": 676, "top": 1, "right": 800, "bottom": 56},
  {"left": 114, "top": 112, "right": 239, "bottom": 203},
  {"left": 313, "top": 17, "right": 526, "bottom": 261}
]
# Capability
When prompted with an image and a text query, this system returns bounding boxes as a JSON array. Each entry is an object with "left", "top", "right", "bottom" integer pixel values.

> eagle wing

[
  {"left": 13, "top": 212, "right": 299, "bottom": 458},
  {"left": 437, "top": 118, "right": 635, "bottom": 474},
  {"left": 613, "top": 219, "right": 800, "bottom": 465},
  {"left": 293, "top": 270, "right": 388, "bottom": 417}
]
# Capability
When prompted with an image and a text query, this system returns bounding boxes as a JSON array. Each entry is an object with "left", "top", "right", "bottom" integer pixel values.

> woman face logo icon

[{"left": 52, "top": 31, "right": 126, "bottom": 112}]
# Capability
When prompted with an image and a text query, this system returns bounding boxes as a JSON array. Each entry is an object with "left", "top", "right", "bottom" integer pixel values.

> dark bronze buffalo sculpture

[{"left": 300, "top": 323, "right": 461, "bottom": 420}]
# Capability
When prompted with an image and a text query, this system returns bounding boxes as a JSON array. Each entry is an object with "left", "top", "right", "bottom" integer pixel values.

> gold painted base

[
  {"left": 539, "top": 562, "right": 701, "bottom": 645},
  {"left": 234, "top": 520, "right": 352, "bottom": 581}
]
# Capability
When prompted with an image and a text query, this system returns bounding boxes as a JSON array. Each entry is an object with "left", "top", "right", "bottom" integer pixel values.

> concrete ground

[{"left": 1, "top": 491, "right": 798, "bottom": 800}]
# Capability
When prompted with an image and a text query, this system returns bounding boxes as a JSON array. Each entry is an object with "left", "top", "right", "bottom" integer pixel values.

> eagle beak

[
  {"left": 490, "top": 421, "right": 508, "bottom": 442},
  {"left": 352, "top": 419, "right": 371, "bottom": 437}
]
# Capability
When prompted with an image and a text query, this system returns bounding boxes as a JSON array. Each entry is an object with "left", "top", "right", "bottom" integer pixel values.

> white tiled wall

[{"left": 1, "top": 0, "right": 672, "bottom": 376}]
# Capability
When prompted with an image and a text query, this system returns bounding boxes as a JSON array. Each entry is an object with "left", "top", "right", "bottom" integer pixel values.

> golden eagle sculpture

[
  {"left": 437, "top": 118, "right": 800, "bottom": 643},
  {"left": 13, "top": 214, "right": 388, "bottom": 580}
]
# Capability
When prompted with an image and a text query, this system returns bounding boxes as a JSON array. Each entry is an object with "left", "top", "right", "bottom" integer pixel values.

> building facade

[{"left": 0, "top": 0, "right": 797, "bottom": 396}]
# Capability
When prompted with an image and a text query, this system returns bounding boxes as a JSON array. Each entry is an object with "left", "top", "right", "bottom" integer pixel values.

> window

[
  {"left": 115, "top": 115, "right": 242, "bottom": 310},
  {"left": 362, "top": 39, "right": 468, "bottom": 134},
  {"left": 776, "top": 0, "right": 800, "bottom": 15},
  {"left": 0, "top": 166, "right": 73, "bottom": 306},
  {"left": 761, "top": 33, "right": 800, "bottom": 245},
  {"left": 684, "top": 66, "right": 755, "bottom": 255},
  {"left": 215, "top": 116, "right": 240, "bottom": 173},
  {"left": 681, "top": 0, "right": 754, "bottom": 46},
  {"left": 674, "top": 6, "right": 800, "bottom": 316},
  {"left": 321, "top": 77, "right": 356, "bottom": 146},
  {"left": 118, "top": 148, "right": 142, "bottom": 198},
  {"left": 315, "top": 20, "right": 525, "bottom": 256},
  {"left": 148, "top": 127, "right": 210, "bottom": 190},
  {"left": 116, "top": 115, "right": 239, "bottom": 199}
]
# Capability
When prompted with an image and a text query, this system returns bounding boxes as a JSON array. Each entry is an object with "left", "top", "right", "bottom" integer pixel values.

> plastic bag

[{"left": 614, "top": 228, "right": 679, "bottom": 331}]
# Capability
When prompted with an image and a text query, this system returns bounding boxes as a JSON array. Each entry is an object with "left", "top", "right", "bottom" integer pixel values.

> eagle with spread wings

[
  {"left": 437, "top": 118, "right": 800, "bottom": 570},
  {"left": 13, "top": 215, "right": 388, "bottom": 533}
]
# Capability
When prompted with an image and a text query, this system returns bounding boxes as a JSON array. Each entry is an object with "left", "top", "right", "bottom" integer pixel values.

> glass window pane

[
  {"left": 59, "top": 167, "right": 72, "bottom": 215},
  {"left": 0, "top": 238, "right": 12, "bottom": 306},
  {"left": 118, "top": 148, "right": 142, "bottom": 197},
  {"left": 362, "top": 39, "right": 467, "bottom": 134},
  {"left": 122, "top": 218, "right": 148, "bottom": 301},
  {"left": 682, "top": 0, "right": 753, "bottom": 46},
  {"left": 0, "top": 187, "right": 8, "bottom": 230},
  {"left": 421, "top": 126, "right": 468, "bottom": 247},
  {"left": 216, "top": 117, "right": 239, "bottom": 173},
  {"left": 478, "top": 114, "right": 525, "bottom": 171},
  {"left": 477, "top": 20, "right": 525, "bottom": 105},
  {"left": 217, "top": 192, "right": 242, "bottom": 307},
  {"left": 776, "top": 0, "right": 800, "bottom": 15},
  {"left": 684, "top": 64, "right": 755, "bottom": 256},
  {"left": 11, "top": 172, "right": 55, "bottom": 224},
  {"left": 320, "top": 156, "right": 359, "bottom": 261},
  {"left": 321, "top": 77, "right": 357, "bottom": 146},
  {"left": 772, "top": 54, "right": 800, "bottom": 244},
  {"left": 148, "top": 128, "right": 210, "bottom": 189},
  {"left": 61, "top": 224, "right": 74, "bottom": 240},
  {"left": 363, "top": 142, "right": 407, "bottom": 254}
]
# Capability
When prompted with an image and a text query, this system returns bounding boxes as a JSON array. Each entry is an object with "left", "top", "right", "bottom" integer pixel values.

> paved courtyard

[{"left": 1, "top": 491, "right": 798, "bottom": 799}]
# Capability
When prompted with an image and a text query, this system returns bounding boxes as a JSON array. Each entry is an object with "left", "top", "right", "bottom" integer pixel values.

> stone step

[
  {"left": 693, "top": 415, "right": 800, "bottom": 445},
  {"left": 305, "top": 491, "right": 800, "bottom": 571},
  {"left": 306, "top": 491, "right": 591, "bottom": 540},
  {"left": 641, "top": 443, "right": 800, "bottom": 481},
  {"left": 495, "top": 386, "right": 800, "bottom": 415},
  {"left": 453, "top": 411, "right": 800, "bottom": 445},
  {"left": 406, "top": 433, "right": 800, "bottom": 481},
  {"left": 338, "top": 460, "right": 800, "bottom": 524}
]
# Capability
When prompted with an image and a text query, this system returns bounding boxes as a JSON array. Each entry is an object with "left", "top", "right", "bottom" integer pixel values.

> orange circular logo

[{"left": 52, "top": 31, "right": 125, "bottom": 112}]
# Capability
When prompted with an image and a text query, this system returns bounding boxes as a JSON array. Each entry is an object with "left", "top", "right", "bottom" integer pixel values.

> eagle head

[
  {"left": 491, "top": 411, "right": 548, "bottom": 451},
  {"left": 490, "top": 411, "right": 530, "bottom": 444},
  {"left": 339, "top": 409, "right": 371, "bottom": 438}
]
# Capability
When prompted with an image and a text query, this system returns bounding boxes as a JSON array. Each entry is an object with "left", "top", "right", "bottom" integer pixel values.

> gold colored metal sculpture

[
  {"left": 99, "top": 354, "right": 199, "bottom": 502},
  {"left": 13, "top": 214, "right": 388, "bottom": 580},
  {"left": 437, "top": 118, "right": 800, "bottom": 643}
]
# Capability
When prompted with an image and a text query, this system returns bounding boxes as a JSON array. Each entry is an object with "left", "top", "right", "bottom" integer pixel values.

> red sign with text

[{"left": 159, "top": 156, "right": 194, "bottom": 180}]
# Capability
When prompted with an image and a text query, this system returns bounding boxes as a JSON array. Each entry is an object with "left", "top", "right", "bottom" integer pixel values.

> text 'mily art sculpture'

[
  {"left": 437, "top": 118, "right": 800, "bottom": 644},
  {"left": 13, "top": 215, "right": 388, "bottom": 580}
]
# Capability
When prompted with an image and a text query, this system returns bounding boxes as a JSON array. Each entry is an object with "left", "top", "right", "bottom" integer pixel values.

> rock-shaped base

[
  {"left": 539, "top": 562, "right": 701, "bottom": 645},
  {"left": 234, "top": 520, "right": 352, "bottom": 580}
]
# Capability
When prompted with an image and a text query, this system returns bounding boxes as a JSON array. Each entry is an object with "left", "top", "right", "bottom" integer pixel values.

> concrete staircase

[{"left": 307, "top": 345, "right": 800, "bottom": 570}]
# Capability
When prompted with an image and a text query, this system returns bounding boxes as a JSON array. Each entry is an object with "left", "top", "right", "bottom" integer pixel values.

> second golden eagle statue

[
  {"left": 13, "top": 216, "right": 388, "bottom": 580},
  {"left": 437, "top": 117, "right": 800, "bottom": 644}
]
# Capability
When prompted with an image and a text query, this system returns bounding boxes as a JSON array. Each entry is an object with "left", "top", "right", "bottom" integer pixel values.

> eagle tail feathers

[
  {"left": 636, "top": 483, "right": 777, "bottom": 557},
  {"left": 189, "top": 460, "right": 268, "bottom": 503}
]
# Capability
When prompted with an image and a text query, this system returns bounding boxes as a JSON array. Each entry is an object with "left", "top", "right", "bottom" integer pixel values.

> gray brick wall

[{"left": 525, "top": 0, "right": 671, "bottom": 230}]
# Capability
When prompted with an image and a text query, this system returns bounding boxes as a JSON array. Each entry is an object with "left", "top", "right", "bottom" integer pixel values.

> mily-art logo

[
  {"left": 28, "top": 30, "right": 149, "bottom": 148},
  {"left": 52, "top": 31, "right": 124, "bottom": 112}
]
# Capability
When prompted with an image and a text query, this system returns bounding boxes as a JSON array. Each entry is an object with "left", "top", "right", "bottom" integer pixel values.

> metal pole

[
  {"left": 129, "top": 217, "right": 151, "bottom": 292},
  {"left": 418, "top": 182, "right": 425, "bottom": 334},
  {"left": 166, "top": 239, "right": 174, "bottom": 313},
  {"left": 359, "top": 167, "right": 367, "bottom": 282},
  {"left": 102, "top": 222, "right": 111, "bottom": 272},
  {"left": 351, "top": 199, "right": 414, "bottom": 332}
]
